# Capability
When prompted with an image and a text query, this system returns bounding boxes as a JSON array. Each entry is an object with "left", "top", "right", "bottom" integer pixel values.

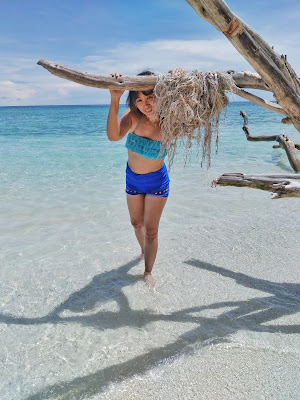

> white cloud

[
  {"left": 0, "top": 76, "right": 92, "bottom": 106},
  {"left": 0, "top": 80, "right": 36, "bottom": 103},
  {"left": 81, "top": 39, "right": 251, "bottom": 76}
]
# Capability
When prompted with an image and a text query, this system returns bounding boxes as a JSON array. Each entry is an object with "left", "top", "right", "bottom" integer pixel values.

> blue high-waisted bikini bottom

[{"left": 126, "top": 163, "right": 170, "bottom": 197}]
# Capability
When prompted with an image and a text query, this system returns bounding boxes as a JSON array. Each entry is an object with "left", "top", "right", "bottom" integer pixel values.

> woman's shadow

[{"left": 0, "top": 257, "right": 147, "bottom": 329}]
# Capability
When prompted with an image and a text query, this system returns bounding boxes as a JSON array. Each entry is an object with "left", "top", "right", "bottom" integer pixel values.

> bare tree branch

[
  {"left": 37, "top": 60, "right": 157, "bottom": 91},
  {"left": 281, "top": 117, "right": 293, "bottom": 125},
  {"left": 233, "top": 88, "right": 286, "bottom": 116},
  {"left": 227, "top": 70, "right": 270, "bottom": 90},
  {"left": 239, "top": 110, "right": 300, "bottom": 172},
  {"left": 37, "top": 59, "right": 272, "bottom": 92},
  {"left": 185, "top": 0, "right": 300, "bottom": 131},
  {"left": 38, "top": 59, "right": 286, "bottom": 117}
]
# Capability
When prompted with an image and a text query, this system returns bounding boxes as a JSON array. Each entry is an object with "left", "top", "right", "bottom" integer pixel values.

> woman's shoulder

[
  {"left": 120, "top": 109, "right": 141, "bottom": 134},
  {"left": 121, "top": 109, "right": 141, "bottom": 123},
  {"left": 121, "top": 109, "right": 141, "bottom": 131},
  {"left": 122, "top": 108, "right": 140, "bottom": 119}
]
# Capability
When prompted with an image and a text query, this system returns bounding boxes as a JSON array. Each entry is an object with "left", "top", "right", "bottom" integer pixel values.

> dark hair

[{"left": 126, "top": 70, "right": 155, "bottom": 116}]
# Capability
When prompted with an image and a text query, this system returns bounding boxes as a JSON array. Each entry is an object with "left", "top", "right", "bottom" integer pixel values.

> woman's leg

[
  {"left": 126, "top": 194, "right": 145, "bottom": 256},
  {"left": 143, "top": 195, "right": 168, "bottom": 275}
]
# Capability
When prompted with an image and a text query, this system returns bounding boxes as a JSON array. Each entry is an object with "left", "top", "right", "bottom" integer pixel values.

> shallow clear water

[{"left": 0, "top": 103, "right": 300, "bottom": 399}]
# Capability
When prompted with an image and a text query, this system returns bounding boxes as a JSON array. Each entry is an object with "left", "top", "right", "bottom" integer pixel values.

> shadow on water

[{"left": 1, "top": 259, "right": 299, "bottom": 399}]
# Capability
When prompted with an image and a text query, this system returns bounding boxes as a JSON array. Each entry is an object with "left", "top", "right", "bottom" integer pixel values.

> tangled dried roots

[{"left": 153, "top": 70, "right": 237, "bottom": 168}]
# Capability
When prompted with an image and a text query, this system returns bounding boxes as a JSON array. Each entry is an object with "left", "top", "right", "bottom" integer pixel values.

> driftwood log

[
  {"left": 37, "top": 60, "right": 157, "bottom": 91},
  {"left": 212, "top": 173, "right": 300, "bottom": 199},
  {"left": 37, "top": 60, "right": 287, "bottom": 117},
  {"left": 37, "top": 60, "right": 267, "bottom": 90},
  {"left": 240, "top": 111, "right": 300, "bottom": 172}
]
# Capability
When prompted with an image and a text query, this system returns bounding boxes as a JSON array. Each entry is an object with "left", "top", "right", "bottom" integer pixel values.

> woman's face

[{"left": 135, "top": 92, "right": 155, "bottom": 117}]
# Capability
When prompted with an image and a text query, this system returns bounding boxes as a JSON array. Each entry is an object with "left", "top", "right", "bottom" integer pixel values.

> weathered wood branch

[
  {"left": 37, "top": 59, "right": 270, "bottom": 91},
  {"left": 281, "top": 117, "right": 293, "bottom": 125},
  {"left": 185, "top": 1, "right": 292, "bottom": 87},
  {"left": 212, "top": 173, "right": 300, "bottom": 199},
  {"left": 185, "top": 0, "right": 300, "bottom": 132},
  {"left": 243, "top": 26, "right": 300, "bottom": 94},
  {"left": 233, "top": 87, "right": 286, "bottom": 116},
  {"left": 273, "top": 143, "right": 300, "bottom": 150},
  {"left": 37, "top": 59, "right": 157, "bottom": 90},
  {"left": 240, "top": 110, "right": 300, "bottom": 172},
  {"left": 38, "top": 59, "right": 285, "bottom": 116},
  {"left": 227, "top": 70, "right": 269, "bottom": 90},
  {"left": 281, "top": 56, "right": 300, "bottom": 96}
]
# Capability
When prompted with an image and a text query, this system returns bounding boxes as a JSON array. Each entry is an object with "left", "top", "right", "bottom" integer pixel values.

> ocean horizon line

[{"left": 0, "top": 100, "right": 253, "bottom": 109}]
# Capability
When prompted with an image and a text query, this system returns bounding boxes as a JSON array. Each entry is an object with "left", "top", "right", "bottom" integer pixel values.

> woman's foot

[{"left": 144, "top": 272, "right": 156, "bottom": 288}]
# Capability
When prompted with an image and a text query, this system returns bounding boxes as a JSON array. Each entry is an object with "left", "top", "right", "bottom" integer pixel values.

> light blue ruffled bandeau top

[{"left": 125, "top": 116, "right": 167, "bottom": 160}]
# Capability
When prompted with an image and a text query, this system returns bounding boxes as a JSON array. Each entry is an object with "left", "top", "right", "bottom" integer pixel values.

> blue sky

[{"left": 1, "top": 0, "right": 299, "bottom": 105}]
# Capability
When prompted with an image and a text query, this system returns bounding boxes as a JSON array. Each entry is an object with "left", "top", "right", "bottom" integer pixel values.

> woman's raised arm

[
  {"left": 106, "top": 73, "right": 132, "bottom": 141},
  {"left": 106, "top": 90, "right": 131, "bottom": 141}
]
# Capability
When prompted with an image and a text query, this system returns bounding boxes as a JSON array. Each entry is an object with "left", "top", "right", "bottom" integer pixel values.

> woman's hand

[
  {"left": 110, "top": 73, "right": 125, "bottom": 99},
  {"left": 109, "top": 89, "right": 125, "bottom": 99}
]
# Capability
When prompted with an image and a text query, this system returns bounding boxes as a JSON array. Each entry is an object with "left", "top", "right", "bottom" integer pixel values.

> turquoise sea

[{"left": 1, "top": 103, "right": 300, "bottom": 399}]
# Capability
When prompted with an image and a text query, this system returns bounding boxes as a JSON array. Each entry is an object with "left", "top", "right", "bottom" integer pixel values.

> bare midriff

[{"left": 127, "top": 150, "right": 165, "bottom": 174}]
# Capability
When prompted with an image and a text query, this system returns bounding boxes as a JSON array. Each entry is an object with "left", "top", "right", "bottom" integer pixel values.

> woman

[{"left": 107, "top": 70, "right": 179, "bottom": 287}]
